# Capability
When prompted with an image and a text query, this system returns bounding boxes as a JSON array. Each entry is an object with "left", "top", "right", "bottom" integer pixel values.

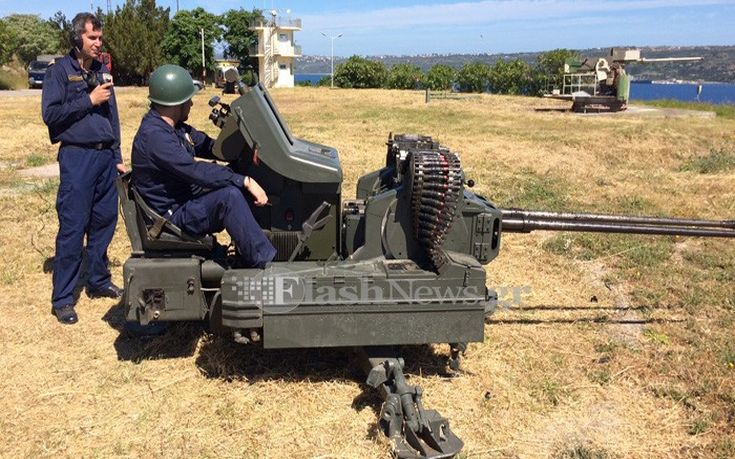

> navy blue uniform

[
  {"left": 132, "top": 109, "right": 276, "bottom": 268},
  {"left": 42, "top": 51, "right": 122, "bottom": 309}
]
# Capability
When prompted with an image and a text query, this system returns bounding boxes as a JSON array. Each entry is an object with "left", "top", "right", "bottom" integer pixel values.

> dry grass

[{"left": 0, "top": 86, "right": 734, "bottom": 458}]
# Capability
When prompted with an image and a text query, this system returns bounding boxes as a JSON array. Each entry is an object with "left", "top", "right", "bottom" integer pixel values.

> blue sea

[
  {"left": 296, "top": 74, "right": 735, "bottom": 105},
  {"left": 295, "top": 74, "right": 329, "bottom": 85},
  {"left": 630, "top": 82, "right": 735, "bottom": 105}
]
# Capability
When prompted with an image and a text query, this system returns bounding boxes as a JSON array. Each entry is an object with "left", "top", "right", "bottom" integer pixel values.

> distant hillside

[{"left": 296, "top": 46, "right": 735, "bottom": 83}]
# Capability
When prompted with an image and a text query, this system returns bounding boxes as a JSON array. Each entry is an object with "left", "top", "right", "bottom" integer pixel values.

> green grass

[
  {"left": 637, "top": 99, "right": 735, "bottom": 120},
  {"left": 688, "top": 416, "right": 712, "bottom": 435},
  {"left": 644, "top": 328, "right": 671, "bottom": 345},
  {"left": 25, "top": 153, "right": 50, "bottom": 168},
  {"left": 542, "top": 233, "right": 674, "bottom": 268},
  {"left": 494, "top": 169, "right": 570, "bottom": 211},
  {"left": 533, "top": 377, "right": 569, "bottom": 407},
  {"left": 678, "top": 147, "right": 735, "bottom": 174}
]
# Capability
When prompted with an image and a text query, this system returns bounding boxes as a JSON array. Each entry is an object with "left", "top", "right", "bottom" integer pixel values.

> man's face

[
  {"left": 180, "top": 99, "right": 193, "bottom": 122},
  {"left": 80, "top": 21, "right": 103, "bottom": 60}
]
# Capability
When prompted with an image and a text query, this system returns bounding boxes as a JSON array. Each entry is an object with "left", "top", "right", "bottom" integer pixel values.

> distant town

[{"left": 297, "top": 45, "right": 735, "bottom": 83}]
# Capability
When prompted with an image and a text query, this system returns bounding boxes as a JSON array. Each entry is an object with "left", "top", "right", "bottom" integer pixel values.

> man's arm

[
  {"left": 186, "top": 124, "right": 217, "bottom": 160},
  {"left": 108, "top": 87, "right": 122, "bottom": 163},
  {"left": 149, "top": 129, "right": 245, "bottom": 190},
  {"left": 41, "top": 64, "right": 93, "bottom": 131},
  {"left": 181, "top": 124, "right": 268, "bottom": 206}
]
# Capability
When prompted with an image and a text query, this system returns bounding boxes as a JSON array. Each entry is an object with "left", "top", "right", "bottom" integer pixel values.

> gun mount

[
  {"left": 117, "top": 82, "right": 732, "bottom": 458},
  {"left": 544, "top": 47, "right": 703, "bottom": 113}
]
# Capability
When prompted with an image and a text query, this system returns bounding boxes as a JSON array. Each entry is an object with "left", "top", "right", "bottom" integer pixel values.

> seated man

[{"left": 131, "top": 64, "right": 276, "bottom": 268}]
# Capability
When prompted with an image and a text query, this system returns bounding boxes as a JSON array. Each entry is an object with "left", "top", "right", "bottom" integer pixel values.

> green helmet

[{"left": 148, "top": 64, "right": 198, "bottom": 106}]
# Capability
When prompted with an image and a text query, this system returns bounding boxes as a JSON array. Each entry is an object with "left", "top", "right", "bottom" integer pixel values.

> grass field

[{"left": 0, "top": 87, "right": 733, "bottom": 458}]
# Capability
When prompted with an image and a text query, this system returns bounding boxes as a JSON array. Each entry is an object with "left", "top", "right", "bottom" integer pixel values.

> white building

[{"left": 249, "top": 13, "right": 302, "bottom": 88}]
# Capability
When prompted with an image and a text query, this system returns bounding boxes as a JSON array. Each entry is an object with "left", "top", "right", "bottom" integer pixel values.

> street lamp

[{"left": 321, "top": 32, "right": 343, "bottom": 89}]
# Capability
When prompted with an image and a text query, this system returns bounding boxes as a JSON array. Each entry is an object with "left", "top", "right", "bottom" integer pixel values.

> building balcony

[
  {"left": 277, "top": 45, "right": 302, "bottom": 57},
  {"left": 249, "top": 18, "right": 302, "bottom": 30},
  {"left": 249, "top": 44, "right": 303, "bottom": 58}
]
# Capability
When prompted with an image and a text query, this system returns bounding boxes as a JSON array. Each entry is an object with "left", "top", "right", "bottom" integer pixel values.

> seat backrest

[{"left": 116, "top": 173, "right": 214, "bottom": 255}]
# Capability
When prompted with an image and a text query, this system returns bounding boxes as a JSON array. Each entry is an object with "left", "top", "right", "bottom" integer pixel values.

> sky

[{"left": 1, "top": 0, "right": 733, "bottom": 56}]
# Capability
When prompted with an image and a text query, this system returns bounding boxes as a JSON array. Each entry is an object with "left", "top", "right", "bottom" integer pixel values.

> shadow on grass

[
  {"left": 488, "top": 303, "right": 686, "bottom": 326},
  {"left": 102, "top": 301, "right": 204, "bottom": 363},
  {"left": 534, "top": 107, "right": 570, "bottom": 113},
  {"left": 102, "top": 303, "right": 485, "bottom": 444},
  {"left": 489, "top": 317, "right": 685, "bottom": 325},
  {"left": 194, "top": 338, "right": 451, "bottom": 383},
  {"left": 517, "top": 305, "right": 653, "bottom": 312},
  {"left": 43, "top": 256, "right": 53, "bottom": 273}
]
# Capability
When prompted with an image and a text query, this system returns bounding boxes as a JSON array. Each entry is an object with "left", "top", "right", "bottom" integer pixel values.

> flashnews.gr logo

[
  {"left": 230, "top": 269, "right": 308, "bottom": 314},
  {"left": 229, "top": 269, "right": 532, "bottom": 314}
]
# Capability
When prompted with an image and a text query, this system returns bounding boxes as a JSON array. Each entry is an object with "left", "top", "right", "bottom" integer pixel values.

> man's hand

[
  {"left": 244, "top": 176, "right": 268, "bottom": 206},
  {"left": 116, "top": 163, "right": 128, "bottom": 174},
  {"left": 89, "top": 82, "right": 113, "bottom": 106}
]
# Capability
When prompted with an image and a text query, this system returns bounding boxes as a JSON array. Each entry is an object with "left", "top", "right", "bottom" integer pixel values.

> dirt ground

[{"left": 0, "top": 87, "right": 733, "bottom": 458}]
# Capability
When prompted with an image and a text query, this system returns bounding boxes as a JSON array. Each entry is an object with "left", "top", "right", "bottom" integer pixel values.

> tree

[
  {"left": 3, "top": 14, "right": 59, "bottom": 64},
  {"left": 488, "top": 59, "right": 535, "bottom": 95},
  {"left": 0, "top": 20, "right": 12, "bottom": 65},
  {"left": 333, "top": 56, "right": 388, "bottom": 89},
  {"left": 221, "top": 9, "right": 261, "bottom": 65},
  {"left": 536, "top": 48, "right": 579, "bottom": 91},
  {"left": 103, "top": 0, "right": 170, "bottom": 85},
  {"left": 47, "top": 11, "right": 71, "bottom": 54},
  {"left": 456, "top": 62, "right": 490, "bottom": 93},
  {"left": 387, "top": 63, "right": 424, "bottom": 90},
  {"left": 162, "top": 7, "right": 221, "bottom": 78},
  {"left": 425, "top": 64, "right": 455, "bottom": 91}
]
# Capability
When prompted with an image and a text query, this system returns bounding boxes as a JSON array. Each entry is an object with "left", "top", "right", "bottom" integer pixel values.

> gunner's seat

[{"left": 116, "top": 172, "right": 214, "bottom": 256}]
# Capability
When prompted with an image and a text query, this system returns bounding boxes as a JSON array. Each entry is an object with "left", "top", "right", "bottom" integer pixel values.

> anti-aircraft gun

[
  {"left": 545, "top": 47, "right": 702, "bottom": 112},
  {"left": 116, "top": 80, "right": 734, "bottom": 459}
]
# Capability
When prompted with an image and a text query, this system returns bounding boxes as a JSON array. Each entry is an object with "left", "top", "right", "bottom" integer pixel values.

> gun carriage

[{"left": 117, "top": 82, "right": 734, "bottom": 459}]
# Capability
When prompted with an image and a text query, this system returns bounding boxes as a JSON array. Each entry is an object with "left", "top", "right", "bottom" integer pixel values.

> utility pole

[
  {"left": 201, "top": 28, "right": 206, "bottom": 84},
  {"left": 320, "top": 32, "right": 343, "bottom": 89}
]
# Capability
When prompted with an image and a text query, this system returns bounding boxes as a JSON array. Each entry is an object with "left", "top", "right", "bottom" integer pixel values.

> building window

[
  {"left": 279, "top": 63, "right": 288, "bottom": 70},
  {"left": 278, "top": 33, "right": 288, "bottom": 42}
]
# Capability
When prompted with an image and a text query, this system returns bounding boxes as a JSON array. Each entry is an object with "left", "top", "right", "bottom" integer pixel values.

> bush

[
  {"left": 425, "top": 64, "right": 455, "bottom": 91},
  {"left": 387, "top": 63, "right": 424, "bottom": 90},
  {"left": 489, "top": 59, "right": 537, "bottom": 95},
  {"left": 333, "top": 55, "right": 388, "bottom": 89},
  {"left": 0, "top": 59, "right": 28, "bottom": 90},
  {"left": 3, "top": 14, "right": 60, "bottom": 64},
  {"left": 536, "top": 48, "right": 579, "bottom": 92},
  {"left": 456, "top": 62, "right": 490, "bottom": 93}
]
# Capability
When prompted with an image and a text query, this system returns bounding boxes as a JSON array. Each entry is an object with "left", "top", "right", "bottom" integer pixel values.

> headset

[
  {"left": 69, "top": 13, "right": 111, "bottom": 91},
  {"left": 69, "top": 13, "right": 102, "bottom": 51}
]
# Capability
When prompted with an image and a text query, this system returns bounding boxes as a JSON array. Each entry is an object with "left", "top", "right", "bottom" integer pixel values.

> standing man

[
  {"left": 42, "top": 12, "right": 127, "bottom": 325},
  {"left": 132, "top": 65, "right": 276, "bottom": 268}
]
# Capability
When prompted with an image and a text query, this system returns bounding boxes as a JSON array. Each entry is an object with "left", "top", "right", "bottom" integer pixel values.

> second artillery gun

[
  {"left": 545, "top": 47, "right": 702, "bottom": 112},
  {"left": 116, "top": 81, "right": 733, "bottom": 458}
]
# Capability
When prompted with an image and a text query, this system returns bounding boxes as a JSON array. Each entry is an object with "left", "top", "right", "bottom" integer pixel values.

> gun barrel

[
  {"left": 639, "top": 57, "right": 703, "bottom": 63},
  {"left": 501, "top": 209, "right": 735, "bottom": 238}
]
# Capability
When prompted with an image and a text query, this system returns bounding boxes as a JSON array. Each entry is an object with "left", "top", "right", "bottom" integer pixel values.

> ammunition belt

[{"left": 407, "top": 145, "right": 463, "bottom": 270}]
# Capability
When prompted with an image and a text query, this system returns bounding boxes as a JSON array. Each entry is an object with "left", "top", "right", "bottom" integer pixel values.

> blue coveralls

[
  {"left": 131, "top": 109, "right": 276, "bottom": 268},
  {"left": 41, "top": 51, "right": 122, "bottom": 309}
]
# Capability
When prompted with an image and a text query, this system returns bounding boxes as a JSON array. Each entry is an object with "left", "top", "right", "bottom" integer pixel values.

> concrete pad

[
  {"left": 626, "top": 105, "right": 716, "bottom": 118},
  {"left": 18, "top": 163, "right": 59, "bottom": 179}
]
